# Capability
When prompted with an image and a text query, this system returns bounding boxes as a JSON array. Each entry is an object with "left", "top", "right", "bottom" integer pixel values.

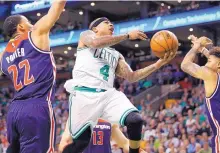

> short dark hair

[
  {"left": 209, "top": 46, "right": 220, "bottom": 58},
  {"left": 3, "top": 15, "right": 22, "bottom": 37}
]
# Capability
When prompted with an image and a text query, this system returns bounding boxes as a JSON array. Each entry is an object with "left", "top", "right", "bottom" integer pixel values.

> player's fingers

[
  {"left": 167, "top": 52, "right": 173, "bottom": 60},
  {"left": 173, "top": 51, "right": 177, "bottom": 57},
  {"left": 138, "top": 32, "right": 147, "bottom": 39},
  {"left": 189, "top": 35, "right": 197, "bottom": 41},
  {"left": 139, "top": 31, "right": 147, "bottom": 38},
  {"left": 169, "top": 52, "right": 175, "bottom": 59},
  {"left": 163, "top": 52, "right": 169, "bottom": 60},
  {"left": 139, "top": 30, "right": 146, "bottom": 35},
  {"left": 138, "top": 35, "right": 147, "bottom": 40}
]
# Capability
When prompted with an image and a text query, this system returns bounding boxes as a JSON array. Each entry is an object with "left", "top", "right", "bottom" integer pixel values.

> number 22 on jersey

[{"left": 7, "top": 59, "right": 35, "bottom": 91}]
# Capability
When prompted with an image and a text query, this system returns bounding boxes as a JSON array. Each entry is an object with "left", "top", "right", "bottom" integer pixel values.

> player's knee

[
  {"left": 124, "top": 111, "right": 143, "bottom": 128},
  {"left": 124, "top": 111, "right": 143, "bottom": 141},
  {"left": 63, "top": 127, "right": 91, "bottom": 153}
]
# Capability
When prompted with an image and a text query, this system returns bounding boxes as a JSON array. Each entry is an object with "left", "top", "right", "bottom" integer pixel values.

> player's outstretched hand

[
  {"left": 189, "top": 35, "right": 213, "bottom": 48},
  {"left": 155, "top": 51, "right": 176, "bottom": 68},
  {"left": 128, "top": 30, "right": 148, "bottom": 40}
]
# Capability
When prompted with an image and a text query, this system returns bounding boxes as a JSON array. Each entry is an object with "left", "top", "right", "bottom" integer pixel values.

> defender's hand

[
  {"left": 189, "top": 35, "right": 213, "bottom": 48},
  {"left": 128, "top": 30, "right": 147, "bottom": 40}
]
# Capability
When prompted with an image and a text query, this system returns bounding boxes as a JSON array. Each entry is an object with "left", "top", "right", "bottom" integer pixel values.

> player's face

[
  {"left": 205, "top": 55, "right": 220, "bottom": 71},
  {"left": 18, "top": 16, "right": 33, "bottom": 32},
  {"left": 96, "top": 20, "right": 114, "bottom": 36}
]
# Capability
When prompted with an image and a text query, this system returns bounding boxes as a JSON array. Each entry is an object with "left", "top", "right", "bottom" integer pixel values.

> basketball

[{"left": 150, "top": 30, "right": 179, "bottom": 58}]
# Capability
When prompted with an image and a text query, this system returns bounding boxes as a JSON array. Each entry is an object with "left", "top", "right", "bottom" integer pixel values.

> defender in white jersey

[{"left": 62, "top": 17, "right": 175, "bottom": 153}]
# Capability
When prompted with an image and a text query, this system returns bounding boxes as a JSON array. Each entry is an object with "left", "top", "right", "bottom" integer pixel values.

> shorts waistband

[{"left": 74, "top": 86, "right": 106, "bottom": 93}]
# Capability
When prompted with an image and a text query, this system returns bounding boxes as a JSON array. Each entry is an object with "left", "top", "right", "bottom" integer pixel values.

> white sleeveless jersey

[{"left": 65, "top": 47, "right": 120, "bottom": 91}]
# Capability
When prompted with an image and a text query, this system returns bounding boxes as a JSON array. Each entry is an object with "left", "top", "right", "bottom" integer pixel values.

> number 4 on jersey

[{"left": 100, "top": 65, "right": 110, "bottom": 81}]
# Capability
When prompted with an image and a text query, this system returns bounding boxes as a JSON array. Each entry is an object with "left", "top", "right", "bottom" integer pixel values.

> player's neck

[
  {"left": 96, "top": 33, "right": 106, "bottom": 37},
  {"left": 12, "top": 32, "right": 23, "bottom": 39}
]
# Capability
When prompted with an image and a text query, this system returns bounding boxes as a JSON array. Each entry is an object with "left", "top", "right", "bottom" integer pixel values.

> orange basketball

[{"left": 150, "top": 30, "right": 179, "bottom": 58}]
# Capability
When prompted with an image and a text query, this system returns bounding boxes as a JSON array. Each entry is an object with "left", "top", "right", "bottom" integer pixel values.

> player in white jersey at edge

[{"left": 62, "top": 17, "right": 175, "bottom": 153}]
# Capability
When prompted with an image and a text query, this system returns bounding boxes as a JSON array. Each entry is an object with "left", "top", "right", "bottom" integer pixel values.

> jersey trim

[
  {"left": 119, "top": 108, "right": 139, "bottom": 126},
  {"left": 206, "top": 73, "right": 220, "bottom": 99},
  {"left": 98, "top": 118, "right": 108, "bottom": 123},
  {"left": 68, "top": 94, "right": 92, "bottom": 139},
  {"left": 28, "top": 31, "right": 52, "bottom": 54},
  {"left": 106, "top": 47, "right": 115, "bottom": 50},
  {"left": 74, "top": 86, "right": 107, "bottom": 93},
  {"left": 205, "top": 99, "right": 220, "bottom": 153},
  {"left": 46, "top": 52, "right": 56, "bottom": 153},
  {"left": 77, "top": 47, "right": 88, "bottom": 51},
  {"left": 72, "top": 122, "right": 92, "bottom": 139}
]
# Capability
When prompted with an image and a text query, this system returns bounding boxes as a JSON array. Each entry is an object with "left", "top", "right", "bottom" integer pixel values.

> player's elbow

[
  {"left": 89, "top": 41, "right": 103, "bottom": 49},
  {"left": 180, "top": 62, "right": 188, "bottom": 73},
  {"left": 90, "top": 41, "right": 100, "bottom": 48},
  {"left": 83, "top": 40, "right": 100, "bottom": 49},
  {"left": 126, "top": 73, "right": 137, "bottom": 83}
]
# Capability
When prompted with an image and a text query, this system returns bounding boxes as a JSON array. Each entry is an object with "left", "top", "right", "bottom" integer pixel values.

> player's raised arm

[
  {"left": 33, "top": 0, "right": 66, "bottom": 34},
  {"left": 79, "top": 30, "right": 147, "bottom": 49},
  {"left": 181, "top": 36, "right": 213, "bottom": 80},
  {"left": 200, "top": 47, "right": 210, "bottom": 58},
  {"left": 189, "top": 35, "right": 212, "bottom": 58},
  {"left": 116, "top": 53, "right": 175, "bottom": 83}
]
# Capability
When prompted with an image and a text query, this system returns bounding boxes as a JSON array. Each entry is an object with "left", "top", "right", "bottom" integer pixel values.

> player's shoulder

[
  {"left": 5, "top": 32, "right": 29, "bottom": 52},
  {"left": 98, "top": 118, "right": 108, "bottom": 123},
  {"left": 98, "top": 119, "right": 112, "bottom": 126},
  {"left": 106, "top": 46, "right": 116, "bottom": 51},
  {"left": 80, "top": 30, "right": 95, "bottom": 37},
  {"left": 199, "top": 66, "right": 219, "bottom": 84},
  {"left": 201, "top": 66, "right": 216, "bottom": 77}
]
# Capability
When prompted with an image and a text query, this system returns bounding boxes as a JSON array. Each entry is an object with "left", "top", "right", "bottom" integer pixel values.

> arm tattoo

[
  {"left": 81, "top": 30, "right": 128, "bottom": 48},
  {"left": 182, "top": 63, "right": 202, "bottom": 78},
  {"left": 130, "top": 64, "right": 157, "bottom": 82},
  {"left": 181, "top": 45, "right": 203, "bottom": 79},
  {"left": 116, "top": 59, "right": 158, "bottom": 83},
  {"left": 183, "top": 47, "right": 198, "bottom": 63},
  {"left": 94, "top": 34, "right": 128, "bottom": 48}
]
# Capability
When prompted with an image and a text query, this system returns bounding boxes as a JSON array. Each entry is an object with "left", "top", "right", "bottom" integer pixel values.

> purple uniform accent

[
  {"left": 205, "top": 73, "right": 220, "bottom": 153},
  {"left": 1, "top": 32, "right": 56, "bottom": 101},
  {"left": 83, "top": 121, "right": 112, "bottom": 153},
  {"left": 1, "top": 31, "right": 56, "bottom": 153}
]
